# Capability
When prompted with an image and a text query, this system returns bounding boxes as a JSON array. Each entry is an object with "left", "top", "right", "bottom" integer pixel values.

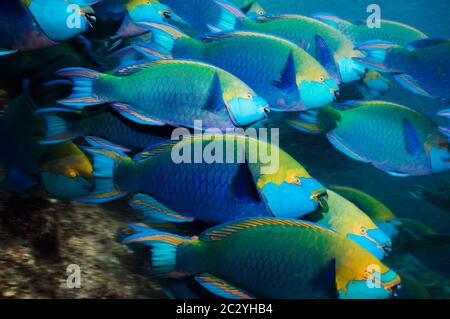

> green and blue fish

[
  {"left": 57, "top": 60, "right": 269, "bottom": 129},
  {"left": 122, "top": 218, "right": 401, "bottom": 298},
  {"left": 305, "top": 190, "right": 391, "bottom": 260},
  {"left": 356, "top": 38, "right": 450, "bottom": 103},
  {"left": 0, "top": 0, "right": 95, "bottom": 53},
  {"left": 328, "top": 185, "right": 401, "bottom": 239},
  {"left": 133, "top": 23, "right": 338, "bottom": 111},
  {"left": 158, "top": 0, "right": 244, "bottom": 34},
  {"left": 313, "top": 14, "right": 428, "bottom": 47},
  {"left": 234, "top": 13, "right": 366, "bottom": 83},
  {"left": 290, "top": 101, "right": 450, "bottom": 177},
  {"left": 79, "top": 134, "right": 329, "bottom": 223}
]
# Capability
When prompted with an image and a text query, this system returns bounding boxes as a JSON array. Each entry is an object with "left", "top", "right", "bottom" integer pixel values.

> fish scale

[{"left": 88, "top": 61, "right": 257, "bottom": 129}]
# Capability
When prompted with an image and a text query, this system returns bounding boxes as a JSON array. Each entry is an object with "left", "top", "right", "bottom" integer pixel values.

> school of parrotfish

[{"left": 1, "top": 0, "right": 450, "bottom": 299}]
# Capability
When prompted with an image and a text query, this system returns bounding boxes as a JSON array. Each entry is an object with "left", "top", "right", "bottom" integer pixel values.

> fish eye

[
  {"left": 293, "top": 177, "right": 301, "bottom": 185},
  {"left": 359, "top": 226, "right": 367, "bottom": 235},
  {"left": 363, "top": 271, "right": 371, "bottom": 279},
  {"left": 160, "top": 10, "right": 171, "bottom": 19},
  {"left": 246, "top": 93, "right": 253, "bottom": 99},
  {"left": 319, "top": 75, "right": 325, "bottom": 82},
  {"left": 67, "top": 170, "right": 78, "bottom": 178}
]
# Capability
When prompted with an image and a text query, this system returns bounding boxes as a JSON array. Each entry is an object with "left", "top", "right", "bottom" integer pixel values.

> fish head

[
  {"left": 429, "top": 144, "right": 450, "bottom": 173},
  {"left": 40, "top": 146, "right": 94, "bottom": 199},
  {"left": 337, "top": 250, "right": 401, "bottom": 299},
  {"left": 25, "top": 0, "right": 95, "bottom": 42},
  {"left": 42, "top": 171, "right": 95, "bottom": 199},
  {"left": 226, "top": 92, "right": 269, "bottom": 126},
  {"left": 363, "top": 70, "right": 391, "bottom": 95},
  {"left": 298, "top": 78, "right": 338, "bottom": 109},
  {"left": 126, "top": 1, "right": 183, "bottom": 24},
  {"left": 347, "top": 227, "right": 392, "bottom": 260},
  {"left": 337, "top": 57, "right": 366, "bottom": 83},
  {"left": 376, "top": 220, "right": 402, "bottom": 239},
  {"left": 253, "top": 147, "right": 329, "bottom": 218},
  {"left": 339, "top": 270, "right": 401, "bottom": 299}
]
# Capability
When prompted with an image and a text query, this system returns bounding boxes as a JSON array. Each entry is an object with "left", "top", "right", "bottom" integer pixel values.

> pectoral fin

[
  {"left": 231, "top": 162, "right": 261, "bottom": 203},
  {"left": 315, "top": 35, "right": 342, "bottom": 84},
  {"left": 203, "top": 73, "right": 226, "bottom": 113},
  {"left": 272, "top": 50, "right": 298, "bottom": 93},
  {"left": 403, "top": 118, "right": 425, "bottom": 157},
  {"left": 195, "top": 273, "right": 255, "bottom": 299},
  {"left": 130, "top": 193, "right": 194, "bottom": 223}
]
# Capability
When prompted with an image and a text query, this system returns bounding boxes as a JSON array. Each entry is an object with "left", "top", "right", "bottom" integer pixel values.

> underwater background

[{"left": 0, "top": 0, "right": 450, "bottom": 298}]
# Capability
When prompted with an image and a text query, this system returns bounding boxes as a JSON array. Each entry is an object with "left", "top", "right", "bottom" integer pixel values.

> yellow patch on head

[{"left": 125, "top": 0, "right": 160, "bottom": 11}]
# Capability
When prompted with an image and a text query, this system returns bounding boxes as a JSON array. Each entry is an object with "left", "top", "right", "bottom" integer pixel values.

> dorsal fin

[
  {"left": 199, "top": 218, "right": 335, "bottom": 242},
  {"left": 133, "top": 139, "right": 182, "bottom": 161},
  {"left": 114, "top": 60, "right": 161, "bottom": 76}
]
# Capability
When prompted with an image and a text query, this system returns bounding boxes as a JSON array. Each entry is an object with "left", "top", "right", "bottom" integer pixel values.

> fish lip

[{"left": 311, "top": 190, "right": 329, "bottom": 212}]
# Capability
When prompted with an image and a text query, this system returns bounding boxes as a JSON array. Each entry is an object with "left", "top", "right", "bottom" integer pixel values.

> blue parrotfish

[
  {"left": 0, "top": 0, "right": 95, "bottom": 52},
  {"left": 290, "top": 101, "right": 450, "bottom": 177},
  {"left": 355, "top": 38, "right": 450, "bottom": 103},
  {"left": 78, "top": 134, "right": 329, "bottom": 224},
  {"left": 132, "top": 23, "right": 339, "bottom": 111}
]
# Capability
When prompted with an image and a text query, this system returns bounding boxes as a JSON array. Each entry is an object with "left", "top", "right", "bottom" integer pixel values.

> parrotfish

[
  {"left": 410, "top": 183, "right": 450, "bottom": 214},
  {"left": 0, "top": 0, "right": 95, "bottom": 52},
  {"left": 40, "top": 142, "right": 94, "bottom": 199},
  {"left": 290, "top": 101, "right": 450, "bottom": 177},
  {"left": 36, "top": 107, "right": 169, "bottom": 150},
  {"left": 356, "top": 39, "right": 450, "bottom": 103},
  {"left": 313, "top": 14, "right": 428, "bottom": 46},
  {"left": 362, "top": 70, "right": 391, "bottom": 97},
  {"left": 234, "top": 13, "right": 366, "bottom": 83},
  {"left": 133, "top": 23, "right": 338, "bottom": 111},
  {"left": 93, "top": 0, "right": 186, "bottom": 39},
  {"left": 328, "top": 185, "right": 401, "bottom": 238},
  {"left": 158, "top": 0, "right": 244, "bottom": 34},
  {"left": 80, "top": 134, "right": 329, "bottom": 223},
  {"left": 0, "top": 94, "right": 94, "bottom": 197},
  {"left": 122, "top": 218, "right": 401, "bottom": 298},
  {"left": 304, "top": 190, "right": 391, "bottom": 260},
  {"left": 57, "top": 60, "right": 269, "bottom": 129}
]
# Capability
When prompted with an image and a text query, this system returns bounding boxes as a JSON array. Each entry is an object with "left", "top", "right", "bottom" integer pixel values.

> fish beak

[{"left": 311, "top": 189, "right": 329, "bottom": 212}]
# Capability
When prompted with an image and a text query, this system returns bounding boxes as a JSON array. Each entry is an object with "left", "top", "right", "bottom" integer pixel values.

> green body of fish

[
  {"left": 124, "top": 218, "right": 400, "bottom": 298},
  {"left": 302, "top": 101, "right": 449, "bottom": 176},
  {"left": 341, "top": 20, "right": 428, "bottom": 46},
  {"left": 136, "top": 28, "right": 336, "bottom": 111},
  {"left": 238, "top": 15, "right": 361, "bottom": 62},
  {"left": 59, "top": 60, "right": 267, "bottom": 129}
]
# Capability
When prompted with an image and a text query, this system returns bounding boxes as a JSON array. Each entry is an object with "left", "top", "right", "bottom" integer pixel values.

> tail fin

[
  {"left": 353, "top": 41, "right": 398, "bottom": 73},
  {"left": 0, "top": 48, "right": 16, "bottom": 56},
  {"left": 76, "top": 147, "right": 129, "bottom": 203},
  {"left": 208, "top": 0, "right": 245, "bottom": 33},
  {"left": 121, "top": 223, "right": 192, "bottom": 277},
  {"left": 56, "top": 68, "right": 108, "bottom": 109},
  {"left": 35, "top": 108, "right": 79, "bottom": 144},
  {"left": 134, "top": 22, "right": 189, "bottom": 59},
  {"left": 288, "top": 110, "right": 323, "bottom": 134}
]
